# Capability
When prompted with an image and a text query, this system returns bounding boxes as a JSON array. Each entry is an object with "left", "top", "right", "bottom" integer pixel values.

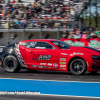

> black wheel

[
  {"left": 69, "top": 59, "right": 87, "bottom": 75},
  {"left": 3, "top": 55, "right": 21, "bottom": 73}
]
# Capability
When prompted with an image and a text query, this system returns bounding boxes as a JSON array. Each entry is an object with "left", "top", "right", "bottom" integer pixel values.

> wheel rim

[
  {"left": 5, "top": 58, "right": 15, "bottom": 69},
  {"left": 72, "top": 60, "right": 83, "bottom": 73}
]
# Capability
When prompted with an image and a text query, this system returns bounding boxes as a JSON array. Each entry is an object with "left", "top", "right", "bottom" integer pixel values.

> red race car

[{"left": 0, "top": 39, "right": 100, "bottom": 75}]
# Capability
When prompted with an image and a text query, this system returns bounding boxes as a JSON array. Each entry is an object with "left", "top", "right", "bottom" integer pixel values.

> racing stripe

[{"left": 14, "top": 43, "right": 28, "bottom": 68}]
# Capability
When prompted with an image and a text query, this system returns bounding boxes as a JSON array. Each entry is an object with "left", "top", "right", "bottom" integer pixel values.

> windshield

[{"left": 51, "top": 41, "right": 70, "bottom": 49}]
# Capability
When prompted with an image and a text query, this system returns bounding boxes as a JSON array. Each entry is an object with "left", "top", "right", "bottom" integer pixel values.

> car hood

[{"left": 69, "top": 46, "right": 100, "bottom": 55}]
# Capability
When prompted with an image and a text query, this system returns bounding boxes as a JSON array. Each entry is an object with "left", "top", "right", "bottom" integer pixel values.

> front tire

[
  {"left": 3, "top": 55, "right": 21, "bottom": 73},
  {"left": 69, "top": 59, "right": 87, "bottom": 75}
]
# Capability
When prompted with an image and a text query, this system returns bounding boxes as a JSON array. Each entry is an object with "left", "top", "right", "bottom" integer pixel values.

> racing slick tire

[
  {"left": 69, "top": 59, "right": 87, "bottom": 75},
  {"left": 3, "top": 55, "right": 21, "bottom": 73}
]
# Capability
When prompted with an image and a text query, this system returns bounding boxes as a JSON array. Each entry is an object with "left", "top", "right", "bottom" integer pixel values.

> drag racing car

[{"left": 0, "top": 39, "right": 100, "bottom": 75}]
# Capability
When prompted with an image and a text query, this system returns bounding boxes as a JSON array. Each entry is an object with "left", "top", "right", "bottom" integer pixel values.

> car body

[{"left": 0, "top": 39, "right": 100, "bottom": 75}]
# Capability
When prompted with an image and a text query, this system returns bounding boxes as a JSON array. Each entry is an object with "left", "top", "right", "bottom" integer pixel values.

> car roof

[{"left": 20, "top": 39, "right": 60, "bottom": 43}]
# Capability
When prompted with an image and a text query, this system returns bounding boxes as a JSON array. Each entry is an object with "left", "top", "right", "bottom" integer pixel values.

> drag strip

[
  {"left": 0, "top": 68, "right": 100, "bottom": 82},
  {"left": 0, "top": 76, "right": 100, "bottom": 98},
  {"left": 0, "top": 68, "right": 100, "bottom": 98}
]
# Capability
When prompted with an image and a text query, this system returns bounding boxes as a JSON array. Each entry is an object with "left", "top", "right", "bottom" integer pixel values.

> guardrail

[{"left": 0, "top": 19, "right": 75, "bottom": 30}]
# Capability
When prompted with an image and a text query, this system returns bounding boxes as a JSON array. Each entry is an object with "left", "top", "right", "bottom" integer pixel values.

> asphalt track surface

[
  {"left": 0, "top": 68, "right": 100, "bottom": 82},
  {"left": 0, "top": 68, "right": 100, "bottom": 100}
]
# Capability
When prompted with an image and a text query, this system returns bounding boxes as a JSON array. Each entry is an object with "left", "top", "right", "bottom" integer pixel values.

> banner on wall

[{"left": 60, "top": 38, "right": 100, "bottom": 50}]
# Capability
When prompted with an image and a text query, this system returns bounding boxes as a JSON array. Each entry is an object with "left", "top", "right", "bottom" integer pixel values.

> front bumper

[
  {"left": 92, "top": 65, "right": 100, "bottom": 69},
  {"left": 87, "top": 59, "right": 100, "bottom": 72}
]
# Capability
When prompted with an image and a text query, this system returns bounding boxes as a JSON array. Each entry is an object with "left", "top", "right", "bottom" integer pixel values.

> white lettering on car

[
  {"left": 48, "top": 63, "right": 52, "bottom": 66},
  {"left": 60, "top": 65, "right": 66, "bottom": 67},
  {"left": 40, "top": 63, "right": 46, "bottom": 65},
  {"left": 73, "top": 52, "right": 84, "bottom": 55},
  {"left": 61, "top": 53, "right": 68, "bottom": 55},
  {"left": 60, "top": 58, "right": 66, "bottom": 61}
]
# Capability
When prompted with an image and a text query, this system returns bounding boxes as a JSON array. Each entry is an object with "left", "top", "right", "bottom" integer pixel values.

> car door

[{"left": 25, "top": 41, "right": 59, "bottom": 69}]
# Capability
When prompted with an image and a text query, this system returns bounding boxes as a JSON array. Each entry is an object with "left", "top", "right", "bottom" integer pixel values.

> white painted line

[
  {"left": 0, "top": 77, "right": 100, "bottom": 83},
  {"left": 39, "top": 94, "right": 100, "bottom": 99},
  {"left": 2, "top": 93, "right": 99, "bottom": 99}
]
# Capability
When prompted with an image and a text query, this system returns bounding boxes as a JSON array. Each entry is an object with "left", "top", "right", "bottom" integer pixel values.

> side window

[
  {"left": 21, "top": 42, "right": 28, "bottom": 47},
  {"left": 27, "top": 42, "right": 37, "bottom": 48},
  {"left": 22, "top": 42, "right": 54, "bottom": 49},
  {"left": 21, "top": 42, "right": 37, "bottom": 48},
  {"left": 35, "top": 42, "right": 53, "bottom": 49}
]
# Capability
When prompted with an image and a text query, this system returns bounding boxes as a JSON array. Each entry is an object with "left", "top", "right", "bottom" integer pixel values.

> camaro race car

[{"left": 0, "top": 39, "right": 100, "bottom": 75}]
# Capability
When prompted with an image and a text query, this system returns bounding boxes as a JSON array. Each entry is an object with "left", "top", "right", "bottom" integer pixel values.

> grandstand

[{"left": 0, "top": 0, "right": 91, "bottom": 45}]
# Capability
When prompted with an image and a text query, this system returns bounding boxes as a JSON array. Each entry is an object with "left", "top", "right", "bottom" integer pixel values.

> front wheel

[
  {"left": 69, "top": 59, "right": 87, "bottom": 75},
  {"left": 3, "top": 55, "right": 21, "bottom": 73}
]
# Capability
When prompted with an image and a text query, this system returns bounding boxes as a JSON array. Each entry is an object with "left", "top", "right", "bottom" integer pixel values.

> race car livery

[{"left": 0, "top": 39, "right": 100, "bottom": 75}]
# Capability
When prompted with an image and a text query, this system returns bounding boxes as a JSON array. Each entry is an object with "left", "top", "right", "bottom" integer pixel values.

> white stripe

[
  {"left": 39, "top": 94, "right": 100, "bottom": 99},
  {"left": 0, "top": 77, "right": 100, "bottom": 83},
  {"left": 0, "top": 93, "right": 99, "bottom": 99}
]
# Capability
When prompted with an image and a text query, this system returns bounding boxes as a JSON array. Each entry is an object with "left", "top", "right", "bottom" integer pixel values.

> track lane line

[{"left": 0, "top": 77, "right": 100, "bottom": 83}]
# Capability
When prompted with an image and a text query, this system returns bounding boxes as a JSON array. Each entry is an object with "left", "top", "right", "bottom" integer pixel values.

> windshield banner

[{"left": 61, "top": 38, "right": 100, "bottom": 50}]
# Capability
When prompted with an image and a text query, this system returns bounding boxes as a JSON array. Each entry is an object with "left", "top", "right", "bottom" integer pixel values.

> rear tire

[
  {"left": 69, "top": 59, "right": 87, "bottom": 75},
  {"left": 3, "top": 55, "right": 21, "bottom": 73}
]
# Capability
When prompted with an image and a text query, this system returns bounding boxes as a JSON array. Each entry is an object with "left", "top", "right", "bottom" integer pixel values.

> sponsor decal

[
  {"left": 60, "top": 62, "right": 66, "bottom": 64},
  {"left": 61, "top": 53, "right": 68, "bottom": 55},
  {"left": 59, "top": 68, "right": 66, "bottom": 69},
  {"left": 32, "top": 65, "right": 37, "bottom": 67},
  {"left": 15, "top": 44, "right": 28, "bottom": 68},
  {"left": 38, "top": 66, "right": 43, "bottom": 68},
  {"left": 60, "top": 65, "right": 66, "bottom": 67},
  {"left": 40, "top": 63, "right": 46, "bottom": 65},
  {"left": 48, "top": 63, "right": 52, "bottom": 66},
  {"left": 73, "top": 52, "right": 84, "bottom": 55},
  {"left": 32, "top": 54, "right": 51, "bottom": 61},
  {"left": 38, "top": 66, "right": 49, "bottom": 68},
  {"left": 53, "top": 63, "right": 58, "bottom": 67},
  {"left": 43, "top": 66, "right": 48, "bottom": 68},
  {"left": 60, "top": 58, "right": 66, "bottom": 61},
  {"left": 0, "top": 62, "right": 1, "bottom": 65}
]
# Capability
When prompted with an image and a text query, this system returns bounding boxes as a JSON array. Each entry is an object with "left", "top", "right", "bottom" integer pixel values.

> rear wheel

[
  {"left": 3, "top": 55, "right": 21, "bottom": 73},
  {"left": 69, "top": 59, "right": 87, "bottom": 75}
]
